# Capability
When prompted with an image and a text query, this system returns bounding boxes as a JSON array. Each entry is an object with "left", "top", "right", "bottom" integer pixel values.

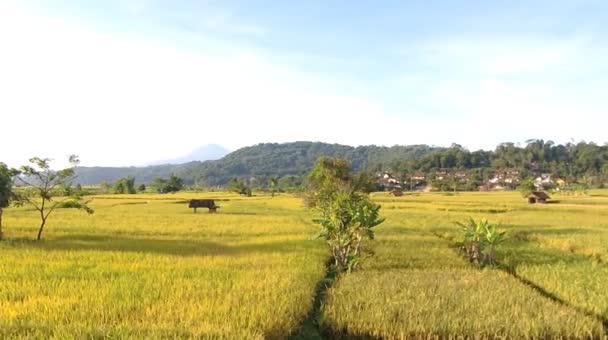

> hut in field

[
  {"left": 528, "top": 191, "right": 550, "bottom": 204},
  {"left": 391, "top": 189, "right": 404, "bottom": 197}
]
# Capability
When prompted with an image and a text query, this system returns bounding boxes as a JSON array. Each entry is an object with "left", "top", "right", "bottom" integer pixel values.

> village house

[
  {"left": 411, "top": 173, "right": 426, "bottom": 181},
  {"left": 486, "top": 169, "right": 521, "bottom": 190},
  {"left": 434, "top": 169, "right": 471, "bottom": 183},
  {"left": 375, "top": 172, "right": 401, "bottom": 191},
  {"left": 534, "top": 174, "right": 554, "bottom": 190}
]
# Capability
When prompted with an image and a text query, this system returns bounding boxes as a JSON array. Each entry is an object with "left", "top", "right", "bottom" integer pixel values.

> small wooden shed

[
  {"left": 528, "top": 191, "right": 550, "bottom": 204},
  {"left": 391, "top": 189, "right": 404, "bottom": 197}
]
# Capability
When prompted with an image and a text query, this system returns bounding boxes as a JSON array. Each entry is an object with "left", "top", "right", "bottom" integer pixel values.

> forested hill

[
  {"left": 74, "top": 142, "right": 439, "bottom": 186},
  {"left": 74, "top": 140, "right": 608, "bottom": 187}
]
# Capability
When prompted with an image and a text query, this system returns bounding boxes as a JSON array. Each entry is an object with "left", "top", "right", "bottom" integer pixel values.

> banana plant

[
  {"left": 456, "top": 218, "right": 507, "bottom": 266},
  {"left": 482, "top": 222, "right": 507, "bottom": 265}
]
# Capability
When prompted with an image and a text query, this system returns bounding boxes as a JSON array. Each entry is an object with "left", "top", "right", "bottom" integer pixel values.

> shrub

[
  {"left": 306, "top": 157, "right": 384, "bottom": 273},
  {"left": 456, "top": 218, "right": 507, "bottom": 266}
]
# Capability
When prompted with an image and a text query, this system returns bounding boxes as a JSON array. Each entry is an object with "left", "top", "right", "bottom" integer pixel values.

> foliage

[
  {"left": 137, "top": 183, "right": 146, "bottom": 192},
  {"left": 65, "top": 140, "right": 608, "bottom": 190},
  {"left": 0, "top": 163, "right": 18, "bottom": 240},
  {"left": 153, "top": 175, "right": 183, "bottom": 193},
  {"left": 74, "top": 183, "right": 83, "bottom": 196},
  {"left": 57, "top": 198, "right": 95, "bottom": 214},
  {"left": 71, "top": 142, "right": 439, "bottom": 186},
  {"left": 306, "top": 157, "right": 384, "bottom": 272},
  {"left": 0, "top": 163, "right": 13, "bottom": 209},
  {"left": 456, "top": 218, "right": 507, "bottom": 265},
  {"left": 13, "top": 156, "right": 94, "bottom": 240},
  {"left": 228, "top": 177, "right": 252, "bottom": 197},
  {"left": 517, "top": 178, "right": 536, "bottom": 197},
  {"left": 99, "top": 181, "right": 111, "bottom": 194},
  {"left": 113, "top": 177, "right": 136, "bottom": 194},
  {"left": 269, "top": 176, "right": 279, "bottom": 197}
]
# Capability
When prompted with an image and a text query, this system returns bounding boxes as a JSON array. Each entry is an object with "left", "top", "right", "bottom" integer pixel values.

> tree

[
  {"left": 137, "top": 184, "right": 146, "bottom": 193},
  {"left": 228, "top": 177, "right": 252, "bottom": 196},
  {"left": 113, "top": 177, "right": 136, "bottom": 194},
  {"left": 154, "top": 175, "right": 183, "bottom": 193},
  {"left": 0, "top": 163, "right": 17, "bottom": 241},
  {"left": 166, "top": 175, "right": 184, "bottom": 192},
  {"left": 269, "top": 176, "right": 279, "bottom": 197},
  {"left": 305, "top": 157, "right": 384, "bottom": 273},
  {"left": 15, "top": 156, "right": 94, "bottom": 240},
  {"left": 74, "top": 183, "right": 84, "bottom": 196},
  {"left": 99, "top": 181, "right": 111, "bottom": 194},
  {"left": 517, "top": 178, "right": 536, "bottom": 197}
]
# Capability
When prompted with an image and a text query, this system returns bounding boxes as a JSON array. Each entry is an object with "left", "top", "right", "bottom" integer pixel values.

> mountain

[
  {"left": 149, "top": 144, "right": 230, "bottom": 165},
  {"left": 74, "top": 142, "right": 439, "bottom": 186},
  {"left": 74, "top": 162, "right": 196, "bottom": 186}
]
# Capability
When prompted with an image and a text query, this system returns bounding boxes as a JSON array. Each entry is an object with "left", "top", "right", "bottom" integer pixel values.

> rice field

[
  {"left": 323, "top": 191, "right": 608, "bottom": 338},
  {"left": 0, "top": 193, "right": 326, "bottom": 338},
  {"left": 1, "top": 191, "right": 607, "bottom": 338}
]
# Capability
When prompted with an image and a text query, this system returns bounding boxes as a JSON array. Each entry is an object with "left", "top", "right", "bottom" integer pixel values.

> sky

[{"left": 1, "top": 0, "right": 607, "bottom": 167}]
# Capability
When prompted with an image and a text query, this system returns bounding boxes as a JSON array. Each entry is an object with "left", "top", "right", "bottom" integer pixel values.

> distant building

[
  {"left": 375, "top": 172, "right": 401, "bottom": 191},
  {"left": 411, "top": 173, "right": 426, "bottom": 181},
  {"left": 486, "top": 169, "right": 521, "bottom": 190},
  {"left": 534, "top": 174, "right": 554, "bottom": 190}
]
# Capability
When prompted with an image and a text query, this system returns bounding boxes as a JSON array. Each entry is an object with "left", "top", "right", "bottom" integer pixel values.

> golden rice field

[
  {"left": 1, "top": 191, "right": 608, "bottom": 338},
  {"left": 0, "top": 193, "right": 326, "bottom": 339}
]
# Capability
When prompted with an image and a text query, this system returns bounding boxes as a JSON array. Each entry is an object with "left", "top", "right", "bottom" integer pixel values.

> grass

[{"left": 1, "top": 191, "right": 608, "bottom": 338}]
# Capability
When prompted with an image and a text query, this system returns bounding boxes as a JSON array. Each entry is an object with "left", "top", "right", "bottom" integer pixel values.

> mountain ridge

[{"left": 74, "top": 142, "right": 439, "bottom": 185}]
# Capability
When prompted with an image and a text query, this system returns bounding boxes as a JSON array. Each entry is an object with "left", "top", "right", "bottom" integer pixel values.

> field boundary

[
  {"left": 290, "top": 259, "right": 338, "bottom": 340},
  {"left": 505, "top": 267, "right": 608, "bottom": 335}
]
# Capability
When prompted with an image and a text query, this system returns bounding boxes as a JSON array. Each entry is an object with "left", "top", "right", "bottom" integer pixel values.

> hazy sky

[{"left": 1, "top": 0, "right": 607, "bottom": 167}]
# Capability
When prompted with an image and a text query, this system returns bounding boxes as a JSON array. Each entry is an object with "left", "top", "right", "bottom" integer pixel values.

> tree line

[{"left": 384, "top": 140, "right": 608, "bottom": 188}]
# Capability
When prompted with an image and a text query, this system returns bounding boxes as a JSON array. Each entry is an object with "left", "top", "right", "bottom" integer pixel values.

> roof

[{"left": 529, "top": 191, "right": 550, "bottom": 199}]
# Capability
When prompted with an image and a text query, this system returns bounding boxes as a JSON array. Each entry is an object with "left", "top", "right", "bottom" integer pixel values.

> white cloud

[
  {"left": 0, "top": 3, "right": 606, "bottom": 169},
  {"left": 0, "top": 2, "right": 408, "bottom": 167}
]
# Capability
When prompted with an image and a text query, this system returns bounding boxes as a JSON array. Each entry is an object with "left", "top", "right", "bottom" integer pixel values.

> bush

[
  {"left": 113, "top": 177, "right": 136, "bottom": 194},
  {"left": 456, "top": 218, "right": 507, "bottom": 266},
  {"left": 306, "top": 157, "right": 384, "bottom": 273},
  {"left": 154, "top": 175, "right": 183, "bottom": 193}
]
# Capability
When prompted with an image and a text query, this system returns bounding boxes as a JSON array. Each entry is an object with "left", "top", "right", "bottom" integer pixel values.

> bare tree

[{"left": 15, "top": 155, "right": 93, "bottom": 240}]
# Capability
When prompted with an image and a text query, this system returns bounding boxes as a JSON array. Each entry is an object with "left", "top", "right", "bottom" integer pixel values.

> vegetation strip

[{"left": 290, "top": 260, "right": 338, "bottom": 340}]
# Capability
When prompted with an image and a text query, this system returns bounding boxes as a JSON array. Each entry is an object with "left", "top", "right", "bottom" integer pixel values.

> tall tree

[
  {"left": 154, "top": 175, "right": 184, "bottom": 193},
  {"left": 113, "top": 177, "right": 136, "bottom": 194},
  {"left": 269, "top": 176, "right": 279, "bottom": 197},
  {"left": 15, "top": 156, "right": 94, "bottom": 240},
  {"left": 0, "top": 163, "right": 17, "bottom": 241}
]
